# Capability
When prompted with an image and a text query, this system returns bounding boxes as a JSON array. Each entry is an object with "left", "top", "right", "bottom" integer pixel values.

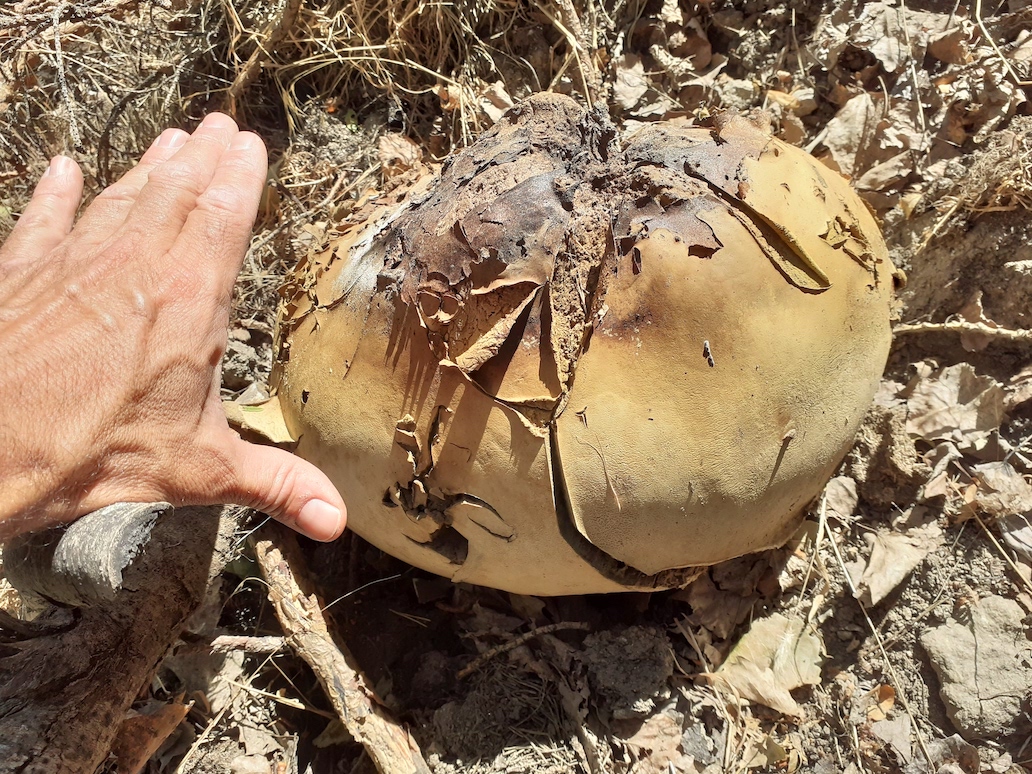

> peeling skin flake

[{"left": 265, "top": 93, "right": 896, "bottom": 595}]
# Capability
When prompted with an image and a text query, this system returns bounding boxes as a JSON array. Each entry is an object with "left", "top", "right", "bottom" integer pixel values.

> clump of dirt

[{"left": 581, "top": 627, "right": 675, "bottom": 719}]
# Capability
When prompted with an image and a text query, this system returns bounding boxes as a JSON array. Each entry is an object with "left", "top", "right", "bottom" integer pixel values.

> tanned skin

[{"left": 0, "top": 113, "right": 345, "bottom": 542}]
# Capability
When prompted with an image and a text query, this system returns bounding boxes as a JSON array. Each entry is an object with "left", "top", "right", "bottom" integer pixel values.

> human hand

[{"left": 0, "top": 113, "right": 346, "bottom": 542}]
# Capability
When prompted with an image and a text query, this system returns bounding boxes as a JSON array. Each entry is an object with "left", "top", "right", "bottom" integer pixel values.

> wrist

[{"left": 0, "top": 457, "right": 61, "bottom": 538}]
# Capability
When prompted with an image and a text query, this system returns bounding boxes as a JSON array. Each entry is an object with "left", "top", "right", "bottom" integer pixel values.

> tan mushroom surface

[{"left": 248, "top": 93, "right": 896, "bottom": 595}]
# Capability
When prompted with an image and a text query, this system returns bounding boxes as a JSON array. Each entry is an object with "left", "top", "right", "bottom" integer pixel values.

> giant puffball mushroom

[{"left": 248, "top": 93, "right": 896, "bottom": 595}]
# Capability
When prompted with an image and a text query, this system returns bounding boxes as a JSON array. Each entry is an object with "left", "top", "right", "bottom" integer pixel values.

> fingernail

[
  {"left": 201, "top": 112, "right": 236, "bottom": 131},
  {"left": 230, "top": 132, "right": 259, "bottom": 151},
  {"left": 44, "top": 155, "right": 75, "bottom": 180},
  {"left": 154, "top": 128, "right": 188, "bottom": 149},
  {"left": 296, "top": 499, "right": 344, "bottom": 541}
]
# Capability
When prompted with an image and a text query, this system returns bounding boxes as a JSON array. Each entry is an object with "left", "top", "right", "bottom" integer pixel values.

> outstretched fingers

[
  {"left": 70, "top": 128, "right": 190, "bottom": 246},
  {"left": 122, "top": 113, "right": 241, "bottom": 254},
  {"left": 169, "top": 129, "right": 268, "bottom": 294}
]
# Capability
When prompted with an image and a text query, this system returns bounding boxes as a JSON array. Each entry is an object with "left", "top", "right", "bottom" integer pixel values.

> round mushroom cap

[{"left": 266, "top": 93, "right": 896, "bottom": 595}]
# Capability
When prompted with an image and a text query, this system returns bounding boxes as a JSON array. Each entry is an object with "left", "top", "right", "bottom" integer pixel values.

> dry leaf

[
  {"left": 819, "top": 1, "right": 952, "bottom": 74},
  {"left": 224, "top": 398, "right": 295, "bottom": 445},
  {"left": 870, "top": 715, "right": 913, "bottom": 763},
  {"left": 779, "top": 113, "right": 807, "bottom": 145},
  {"left": 969, "top": 461, "right": 1032, "bottom": 519},
  {"left": 905, "top": 735, "right": 980, "bottom": 774},
  {"left": 778, "top": 520, "right": 820, "bottom": 592},
  {"left": 670, "top": 18, "right": 712, "bottom": 70},
  {"left": 1006, "top": 364, "right": 1032, "bottom": 411},
  {"left": 825, "top": 476, "right": 859, "bottom": 522},
  {"left": 620, "top": 710, "right": 685, "bottom": 773},
  {"left": 743, "top": 733, "right": 789, "bottom": 770},
  {"left": 478, "top": 80, "right": 514, "bottom": 124},
  {"left": 709, "top": 613, "right": 824, "bottom": 716},
  {"left": 820, "top": 93, "right": 881, "bottom": 178},
  {"left": 378, "top": 133, "right": 423, "bottom": 181},
  {"left": 229, "top": 756, "right": 272, "bottom": 774},
  {"left": 162, "top": 648, "right": 245, "bottom": 715},
  {"left": 928, "top": 24, "right": 974, "bottom": 65},
  {"left": 1000, "top": 514, "right": 1032, "bottom": 561},
  {"left": 613, "top": 54, "right": 649, "bottom": 111},
  {"left": 858, "top": 524, "right": 942, "bottom": 605},
  {"left": 854, "top": 152, "right": 913, "bottom": 193},
  {"left": 313, "top": 718, "right": 353, "bottom": 748},
  {"left": 507, "top": 592, "right": 546, "bottom": 622},
  {"left": 677, "top": 573, "right": 756, "bottom": 639},
  {"left": 239, "top": 720, "right": 284, "bottom": 756},
  {"left": 905, "top": 363, "right": 1005, "bottom": 450},
  {"left": 866, "top": 684, "right": 897, "bottom": 721}
]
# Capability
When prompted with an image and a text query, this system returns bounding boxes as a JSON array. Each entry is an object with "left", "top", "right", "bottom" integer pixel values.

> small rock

[
  {"left": 230, "top": 754, "right": 271, "bottom": 774},
  {"left": 920, "top": 596, "right": 1032, "bottom": 739},
  {"left": 223, "top": 338, "right": 260, "bottom": 391},
  {"left": 719, "top": 77, "right": 760, "bottom": 110}
]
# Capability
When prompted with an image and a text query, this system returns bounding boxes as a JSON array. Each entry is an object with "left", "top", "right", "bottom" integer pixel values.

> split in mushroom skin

[{"left": 255, "top": 93, "right": 895, "bottom": 595}]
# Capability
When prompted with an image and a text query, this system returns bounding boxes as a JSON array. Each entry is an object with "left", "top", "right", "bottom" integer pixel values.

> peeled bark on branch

[{"left": 0, "top": 505, "right": 238, "bottom": 774}]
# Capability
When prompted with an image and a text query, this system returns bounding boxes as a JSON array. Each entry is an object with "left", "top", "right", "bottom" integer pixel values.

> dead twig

[
  {"left": 893, "top": 320, "right": 1032, "bottom": 343},
  {"left": 209, "top": 634, "right": 286, "bottom": 654},
  {"left": 537, "top": 0, "right": 603, "bottom": 108},
  {"left": 254, "top": 527, "right": 431, "bottom": 774},
  {"left": 898, "top": 0, "right": 927, "bottom": 133},
  {"left": 822, "top": 495, "right": 935, "bottom": 771},
  {"left": 972, "top": 513, "right": 1032, "bottom": 598},
  {"left": 974, "top": 0, "right": 1032, "bottom": 88},
  {"left": 457, "top": 621, "right": 592, "bottom": 680},
  {"left": 52, "top": 2, "right": 82, "bottom": 149}
]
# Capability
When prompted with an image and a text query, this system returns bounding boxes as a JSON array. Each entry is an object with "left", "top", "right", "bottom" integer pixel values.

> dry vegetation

[{"left": 2, "top": 0, "right": 1032, "bottom": 772}]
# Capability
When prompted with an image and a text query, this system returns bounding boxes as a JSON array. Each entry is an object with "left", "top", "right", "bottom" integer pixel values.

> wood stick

[
  {"left": 893, "top": 320, "right": 1032, "bottom": 343},
  {"left": 254, "top": 530, "right": 431, "bottom": 774},
  {"left": 209, "top": 634, "right": 286, "bottom": 654}
]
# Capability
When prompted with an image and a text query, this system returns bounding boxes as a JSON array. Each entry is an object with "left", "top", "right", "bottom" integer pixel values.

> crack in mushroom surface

[{"left": 262, "top": 93, "right": 896, "bottom": 595}]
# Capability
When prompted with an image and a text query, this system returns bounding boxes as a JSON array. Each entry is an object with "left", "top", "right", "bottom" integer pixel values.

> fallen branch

[
  {"left": 254, "top": 528, "right": 431, "bottom": 774},
  {"left": 210, "top": 634, "right": 286, "bottom": 654},
  {"left": 457, "top": 621, "right": 592, "bottom": 680},
  {"left": 0, "top": 505, "right": 239, "bottom": 773}
]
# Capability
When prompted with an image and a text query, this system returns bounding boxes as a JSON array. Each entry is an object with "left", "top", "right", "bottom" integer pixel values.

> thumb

[{"left": 221, "top": 438, "right": 347, "bottom": 541}]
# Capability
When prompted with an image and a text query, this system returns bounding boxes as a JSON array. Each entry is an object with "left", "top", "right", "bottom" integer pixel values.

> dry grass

[{"left": 0, "top": 0, "right": 633, "bottom": 331}]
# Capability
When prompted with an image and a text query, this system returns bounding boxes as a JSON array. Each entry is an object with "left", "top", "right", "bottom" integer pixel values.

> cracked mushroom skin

[{"left": 266, "top": 93, "right": 896, "bottom": 595}]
